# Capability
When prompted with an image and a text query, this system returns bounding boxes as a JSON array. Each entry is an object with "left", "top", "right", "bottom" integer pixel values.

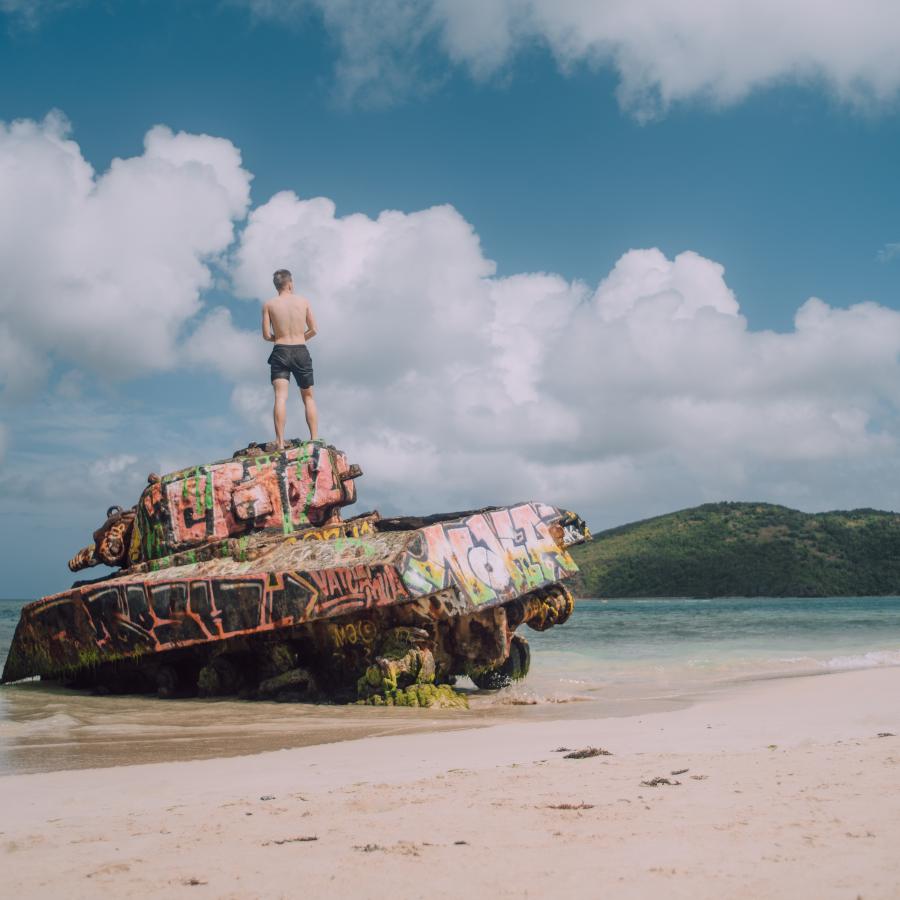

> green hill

[{"left": 569, "top": 502, "right": 900, "bottom": 598}]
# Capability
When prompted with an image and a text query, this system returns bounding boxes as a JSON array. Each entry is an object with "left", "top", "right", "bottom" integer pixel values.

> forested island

[{"left": 570, "top": 502, "right": 900, "bottom": 598}]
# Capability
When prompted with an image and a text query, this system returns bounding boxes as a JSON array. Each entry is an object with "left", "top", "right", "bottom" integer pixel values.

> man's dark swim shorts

[{"left": 268, "top": 344, "right": 314, "bottom": 388}]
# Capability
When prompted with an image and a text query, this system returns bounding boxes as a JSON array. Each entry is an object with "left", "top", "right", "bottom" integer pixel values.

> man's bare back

[
  {"left": 262, "top": 292, "right": 317, "bottom": 345},
  {"left": 263, "top": 269, "right": 319, "bottom": 447}
]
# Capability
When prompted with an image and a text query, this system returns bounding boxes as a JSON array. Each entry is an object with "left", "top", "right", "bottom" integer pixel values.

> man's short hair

[{"left": 273, "top": 269, "right": 293, "bottom": 293}]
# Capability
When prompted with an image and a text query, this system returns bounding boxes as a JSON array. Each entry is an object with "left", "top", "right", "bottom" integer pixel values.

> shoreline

[
  {"left": 0, "top": 678, "right": 692, "bottom": 777},
  {"left": 2, "top": 656, "right": 900, "bottom": 777},
  {"left": 2, "top": 665, "right": 898, "bottom": 898}
]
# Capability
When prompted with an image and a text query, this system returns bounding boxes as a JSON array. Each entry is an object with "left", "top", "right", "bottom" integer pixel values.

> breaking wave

[{"left": 820, "top": 648, "right": 900, "bottom": 670}]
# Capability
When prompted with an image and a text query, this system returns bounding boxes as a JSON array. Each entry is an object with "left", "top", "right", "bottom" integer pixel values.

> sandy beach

[{"left": 2, "top": 666, "right": 898, "bottom": 899}]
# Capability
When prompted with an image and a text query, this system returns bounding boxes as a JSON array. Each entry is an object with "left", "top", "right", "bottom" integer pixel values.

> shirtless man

[{"left": 262, "top": 269, "right": 319, "bottom": 447}]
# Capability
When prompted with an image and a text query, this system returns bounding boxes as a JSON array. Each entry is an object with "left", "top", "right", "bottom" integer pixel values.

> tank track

[{"left": 63, "top": 584, "right": 575, "bottom": 706}]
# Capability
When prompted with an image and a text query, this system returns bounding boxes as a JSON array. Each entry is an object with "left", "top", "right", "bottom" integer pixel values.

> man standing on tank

[{"left": 262, "top": 269, "right": 319, "bottom": 447}]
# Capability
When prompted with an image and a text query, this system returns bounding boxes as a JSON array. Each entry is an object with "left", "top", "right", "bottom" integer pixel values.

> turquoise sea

[
  {"left": 518, "top": 595, "right": 900, "bottom": 700},
  {"left": 2, "top": 595, "right": 900, "bottom": 775}
]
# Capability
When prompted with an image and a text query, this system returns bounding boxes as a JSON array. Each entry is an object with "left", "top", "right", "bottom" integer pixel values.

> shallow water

[
  {"left": 515, "top": 596, "right": 900, "bottom": 701},
  {"left": 2, "top": 595, "right": 900, "bottom": 776}
]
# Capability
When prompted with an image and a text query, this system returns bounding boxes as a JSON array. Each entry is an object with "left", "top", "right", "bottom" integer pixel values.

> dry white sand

[{"left": 2, "top": 667, "right": 899, "bottom": 899}]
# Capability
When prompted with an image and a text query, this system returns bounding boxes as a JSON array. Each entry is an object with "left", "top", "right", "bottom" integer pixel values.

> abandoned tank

[{"left": 2, "top": 439, "right": 590, "bottom": 707}]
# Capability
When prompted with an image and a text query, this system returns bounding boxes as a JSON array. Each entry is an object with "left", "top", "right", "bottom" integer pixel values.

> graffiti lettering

[
  {"left": 329, "top": 620, "right": 377, "bottom": 649},
  {"left": 12, "top": 558, "right": 413, "bottom": 677},
  {"left": 135, "top": 444, "right": 358, "bottom": 562},
  {"left": 307, "top": 564, "right": 409, "bottom": 614},
  {"left": 399, "top": 502, "right": 577, "bottom": 607}
]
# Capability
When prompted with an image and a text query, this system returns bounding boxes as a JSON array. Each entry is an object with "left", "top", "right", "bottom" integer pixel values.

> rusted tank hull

[{"left": 3, "top": 502, "right": 589, "bottom": 701}]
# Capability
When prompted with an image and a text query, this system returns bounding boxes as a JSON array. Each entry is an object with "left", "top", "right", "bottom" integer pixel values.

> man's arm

[
  {"left": 261, "top": 304, "right": 276, "bottom": 342},
  {"left": 304, "top": 303, "right": 318, "bottom": 341}
]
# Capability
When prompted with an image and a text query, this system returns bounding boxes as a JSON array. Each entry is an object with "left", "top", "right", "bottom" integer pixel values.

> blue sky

[
  {"left": 4, "top": 2, "right": 899, "bottom": 326},
  {"left": 2, "top": 0, "right": 900, "bottom": 596}
]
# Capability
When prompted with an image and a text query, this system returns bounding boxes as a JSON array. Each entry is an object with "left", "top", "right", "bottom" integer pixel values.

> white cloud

[
  {"left": 243, "top": 0, "right": 900, "bottom": 117},
  {"left": 0, "top": 113, "right": 252, "bottom": 393},
  {"left": 4, "top": 114, "right": 900, "bottom": 549},
  {"left": 220, "top": 187, "right": 900, "bottom": 525},
  {"left": 186, "top": 306, "right": 261, "bottom": 381},
  {"left": 89, "top": 453, "right": 138, "bottom": 482}
]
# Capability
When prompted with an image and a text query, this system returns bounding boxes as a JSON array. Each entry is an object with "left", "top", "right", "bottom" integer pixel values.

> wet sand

[
  {"left": 2, "top": 666, "right": 899, "bottom": 898},
  {"left": 0, "top": 678, "right": 689, "bottom": 776}
]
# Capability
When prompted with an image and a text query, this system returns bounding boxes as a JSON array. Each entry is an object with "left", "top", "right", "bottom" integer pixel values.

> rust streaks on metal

[{"left": 2, "top": 440, "right": 591, "bottom": 705}]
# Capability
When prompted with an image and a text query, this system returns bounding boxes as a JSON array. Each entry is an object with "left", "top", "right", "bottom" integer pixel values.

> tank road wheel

[
  {"left": 257, "top": 667, "right": 319, "bottom": 702},
  {"left": 197, "top": 656, "right": 244, "bottom": 697},
  {"left": 155, "top": 664, "right": 180, "bottom": 699},
  {"left": 525, "top": 586, "right": 575, "bottom": 632},
  {"left": 255, "top": 642, "right": 298, "bottom": 683},
  {"left": 470, "top": 634, "right": 531, "bottom": 690}
]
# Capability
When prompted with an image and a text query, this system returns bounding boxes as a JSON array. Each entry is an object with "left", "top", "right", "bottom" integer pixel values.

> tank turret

[{"left": 68, "top": 439, "right": 361, "bottom": 572}]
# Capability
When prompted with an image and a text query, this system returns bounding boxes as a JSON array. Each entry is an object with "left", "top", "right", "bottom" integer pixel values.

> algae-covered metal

[{"left": 3, "top": 439, "right": 590, "bottom": 706}]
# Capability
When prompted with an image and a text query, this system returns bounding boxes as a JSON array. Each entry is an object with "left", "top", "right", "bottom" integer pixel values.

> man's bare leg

[
  {"left": 272, "top": 378, "right": 289, "bottom": 449},
  {"left": 301, "top": 386, "right": 318, "bottom": 441}
]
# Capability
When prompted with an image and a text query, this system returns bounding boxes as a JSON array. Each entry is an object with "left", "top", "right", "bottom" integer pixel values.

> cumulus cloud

[
  {"left": 231, "top": 192, "right": 494, "bottom": 378},
  {"left": 186, "top": 306, "right": 261, "bottom": 382},
  {"left": 0, "top": 112, "right": 251, "bottom": 394},
  {"left": 4, "top": 114, "right": 900, "bottom": 541},
  {"left": 221, "top": 188, "right": 900, "bottom": 523},
  {"left": 243, "top": 0, "right": 900, "bottom": 116},
  {"left": 89, "top": 453, "right": 138, "bottom": 481}
]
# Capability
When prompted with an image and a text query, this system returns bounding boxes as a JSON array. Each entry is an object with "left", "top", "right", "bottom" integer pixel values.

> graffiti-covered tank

[{"left": 2, "top": 440, "right": 590, "bottom": 707}]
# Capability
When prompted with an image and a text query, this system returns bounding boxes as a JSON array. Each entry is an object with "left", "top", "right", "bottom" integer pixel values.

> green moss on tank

[{"left": 357, "top": 683, "right": 468, "bottom": 709}]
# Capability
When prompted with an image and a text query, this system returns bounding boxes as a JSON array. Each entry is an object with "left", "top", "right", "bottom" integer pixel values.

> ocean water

[
  {"left": 0, "top": 598, "right": 21, "bottom": 670},
  {"left": 511, "top": 596, "right": 900, "bottom": 703},
  {"left": 2, "top": 595, "right": 900, "bottom": 775}
]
